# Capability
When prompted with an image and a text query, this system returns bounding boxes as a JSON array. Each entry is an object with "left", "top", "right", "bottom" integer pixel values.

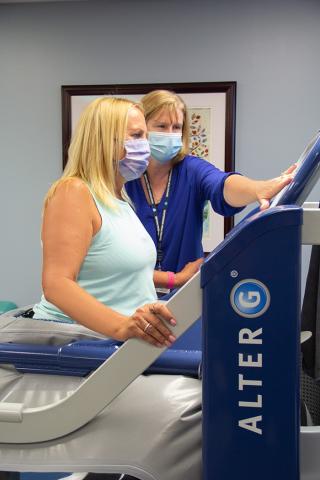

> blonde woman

[
  {"left": 26, "top": 98, "right": 202, "bottom": 479},
  {"left": 32, "top": 97, "right": 176, "bottom": 348},
  {"left": 126, "top": 90, "right": 295, "bottom": 295}
]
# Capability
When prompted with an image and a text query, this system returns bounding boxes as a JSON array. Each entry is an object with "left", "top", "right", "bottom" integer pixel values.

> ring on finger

[{"left": 144, "top": 322, "right": 152, "bottom": 333}]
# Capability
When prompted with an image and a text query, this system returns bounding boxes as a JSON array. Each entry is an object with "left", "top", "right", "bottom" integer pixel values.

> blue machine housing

[{"left": 201, "top": 205, "right": 302, "bottom": 480}]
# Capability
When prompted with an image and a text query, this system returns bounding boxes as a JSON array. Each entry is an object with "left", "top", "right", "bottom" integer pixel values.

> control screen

[{"left": 270, "top": 131, "right": 320, "bottom": 207}]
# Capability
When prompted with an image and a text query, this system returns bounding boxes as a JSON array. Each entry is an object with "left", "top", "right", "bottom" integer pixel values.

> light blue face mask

[
  {"left": 119, "top": 139, "right": 151, "bottom": 181},
  {"left": 148, "top": 132, "right": 183, "bottom": 164}
]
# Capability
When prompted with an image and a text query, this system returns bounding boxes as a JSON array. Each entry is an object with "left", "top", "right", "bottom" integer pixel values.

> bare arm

[
  {"left": 223, "top": 165, "right": 296, "bottom": 210},
  {"left": 41, "top": 179, "right": 128, "bottom": 338},
  {"left": 41, "top": 179, "right": 176, "bottom": 347}
]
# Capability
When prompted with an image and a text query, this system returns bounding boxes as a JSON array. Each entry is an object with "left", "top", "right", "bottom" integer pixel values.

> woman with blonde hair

[
  {"left": 21, "top": 96, "right": 202, "bottom": 479},
  {"left": 126, "top": 89, "right": 295, "bottom": 296},
  {"left": 33, "top": 96, "right": 177, "bottom": 347}
]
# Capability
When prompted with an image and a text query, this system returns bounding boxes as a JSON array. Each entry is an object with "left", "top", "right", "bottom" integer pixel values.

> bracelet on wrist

[{"left": 167, "top": 271, "right": 175, "bottom": 290}]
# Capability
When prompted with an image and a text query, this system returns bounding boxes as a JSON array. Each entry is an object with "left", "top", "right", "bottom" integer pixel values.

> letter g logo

[{"left": 230, "top": 279, "right": 270, "bottom": 318}]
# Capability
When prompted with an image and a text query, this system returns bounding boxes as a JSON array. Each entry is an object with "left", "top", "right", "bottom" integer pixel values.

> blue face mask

[
  {"left": 148, "top": 132, "right": 183, "bottom": 164},
  {"left": 119, "top": 139, "right": 151, "bottom": 181}
]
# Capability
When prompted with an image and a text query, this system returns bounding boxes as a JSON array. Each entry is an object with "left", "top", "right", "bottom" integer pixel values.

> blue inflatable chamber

[{"left": 0, "top": 338, "right": 202, "bottom": 378}]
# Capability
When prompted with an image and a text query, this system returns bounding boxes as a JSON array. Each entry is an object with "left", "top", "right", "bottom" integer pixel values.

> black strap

[
  {"left": 143, "top": 170, "right": 172, "bottom": 270},
  {"left": 20, "top": 308, "right": 35, "bottom": 318}
]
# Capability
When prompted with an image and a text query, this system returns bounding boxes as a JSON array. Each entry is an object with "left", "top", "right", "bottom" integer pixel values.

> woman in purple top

[{"left": 126, "top": 90, "right": 295, "bottom": 295}]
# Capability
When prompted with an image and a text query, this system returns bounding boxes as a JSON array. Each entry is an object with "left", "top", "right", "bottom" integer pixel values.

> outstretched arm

[{"left": 223, "top": 165, "right": 296, "bottom": 210}]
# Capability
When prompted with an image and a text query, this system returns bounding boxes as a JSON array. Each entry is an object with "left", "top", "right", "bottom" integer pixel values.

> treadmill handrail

[{"left": 0, "top": 273, "right": 201, "bottom": 443}]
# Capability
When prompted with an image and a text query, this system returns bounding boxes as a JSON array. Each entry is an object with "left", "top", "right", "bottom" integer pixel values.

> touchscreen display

[{"left": 270, "top": 131, "right": 320, "bottom": 207}]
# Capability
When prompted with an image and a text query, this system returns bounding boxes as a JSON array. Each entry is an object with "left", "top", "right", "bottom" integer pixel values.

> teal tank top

[{"left": 33, "top": 190, "right": 157, "bottom": 322}]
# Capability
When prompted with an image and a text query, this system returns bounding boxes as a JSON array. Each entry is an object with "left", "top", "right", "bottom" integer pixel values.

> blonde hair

[
  {"left": 44, "top": 97, "right": 143, "bottom": 208},
  {"left": 141, "top": 90, "right": 189, "bottom": 162}
]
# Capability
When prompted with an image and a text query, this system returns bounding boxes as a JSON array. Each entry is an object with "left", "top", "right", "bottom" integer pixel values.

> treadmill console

[{"left": 270, "top": 131, "right": 320, "bottom": 207}]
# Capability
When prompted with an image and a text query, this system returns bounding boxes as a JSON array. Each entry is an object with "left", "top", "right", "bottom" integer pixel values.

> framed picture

[{"left": 61, "top": 81, "right": 236, "bottom": 252}]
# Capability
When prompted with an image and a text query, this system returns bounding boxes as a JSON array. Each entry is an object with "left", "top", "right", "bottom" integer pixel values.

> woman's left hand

[{"left": 256, "top": 164, "right": 296, "bottom": 210}]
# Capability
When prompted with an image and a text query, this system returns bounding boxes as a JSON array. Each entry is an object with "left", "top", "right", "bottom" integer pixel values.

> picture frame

[{"left": 61, "top": 81, "right": 236, "bottom": 251}]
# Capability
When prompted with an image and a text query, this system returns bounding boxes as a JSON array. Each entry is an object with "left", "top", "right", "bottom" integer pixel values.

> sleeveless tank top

[{"left": 33, "top": 189, "right": 157, "bottom": 322}]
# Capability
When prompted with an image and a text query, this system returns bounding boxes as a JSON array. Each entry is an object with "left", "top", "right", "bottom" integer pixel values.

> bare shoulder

[
  {"left": 46, "top": 178, "right": 92, "bottom": 212},
  {"left": 55, "top": 178, "right": 91, "bottom": 199}
]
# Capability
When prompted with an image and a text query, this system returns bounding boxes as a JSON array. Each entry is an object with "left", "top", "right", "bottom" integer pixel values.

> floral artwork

[{"left": 188, "top": 108, "right": 211, "bottom": 162}]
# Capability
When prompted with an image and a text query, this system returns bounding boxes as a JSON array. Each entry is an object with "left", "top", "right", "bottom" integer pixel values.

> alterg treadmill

[{"left": 0, "top": 131, "right": 320, "bottom": 479}]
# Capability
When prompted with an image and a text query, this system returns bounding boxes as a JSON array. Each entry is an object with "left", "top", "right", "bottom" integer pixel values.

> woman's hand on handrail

[{"left": 120, "top": 302, "right": 177, "bottom": 347}]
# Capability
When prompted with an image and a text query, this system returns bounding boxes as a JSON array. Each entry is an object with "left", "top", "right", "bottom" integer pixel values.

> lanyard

[{"left": 143, "top": 170, "right": 172, "bottom": 270}]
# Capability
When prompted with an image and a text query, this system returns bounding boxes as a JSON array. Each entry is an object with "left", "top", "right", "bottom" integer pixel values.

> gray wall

[{"left": 1, "top": 0, "right": 320, "bottom": 306}]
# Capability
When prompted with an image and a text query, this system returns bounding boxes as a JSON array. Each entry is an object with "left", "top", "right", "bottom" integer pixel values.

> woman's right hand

[
  {"left": 119, "top": 302, "right": 177, "bottom": 347},
  {"left": 175, "top": 258, "right": 203, "bottom": 287}
]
